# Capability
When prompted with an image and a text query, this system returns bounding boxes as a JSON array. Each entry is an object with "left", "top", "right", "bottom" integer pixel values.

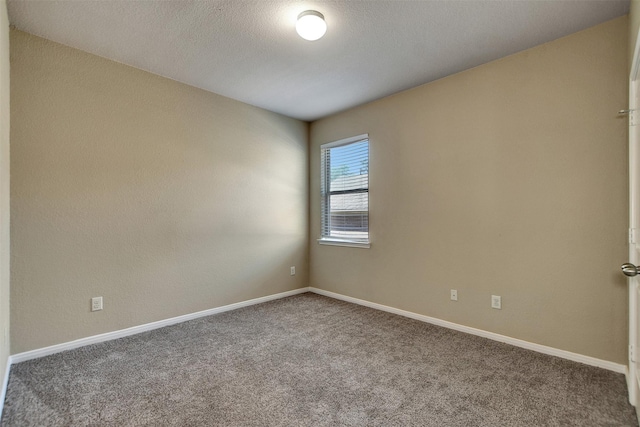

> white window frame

[{"left": 318, "top": 134, "right": 370, "bottom": 249}]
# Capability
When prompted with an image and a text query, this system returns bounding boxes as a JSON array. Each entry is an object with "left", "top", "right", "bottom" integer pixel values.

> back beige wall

[
  {"left": 10, "top": 30, "right": 308, "bottom": 353},
  {"left": 310, "top": 17, "right": 629, "bottom": 364}
]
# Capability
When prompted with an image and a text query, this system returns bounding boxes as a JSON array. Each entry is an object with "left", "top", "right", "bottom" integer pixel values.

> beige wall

[
  {"left": 310, "top": 17, "right": 629, "bottom": 364},
  {"left": 632, "top": 1, "right": 640, "bottom": 68},
  {"left": 0, "top": 0, "right": 9, "bottom": 385},
  {"left": 10, "top": 30, "right": 309, "bottom": 353}
]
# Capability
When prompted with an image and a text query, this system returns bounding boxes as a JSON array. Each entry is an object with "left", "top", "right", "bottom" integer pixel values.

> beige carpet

[{"left": 1, "top": 293, "right": 637, "bottom": 426}]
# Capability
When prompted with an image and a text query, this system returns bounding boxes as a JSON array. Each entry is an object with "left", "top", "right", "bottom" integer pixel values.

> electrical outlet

[
  {"left": 491, "top": 295, "right": 501, "bottom": 310},
  {"left": 290, "top": 266, "right": 296, "bottom": 276},
  {"left": 450, "top": 289, "right": 458, "bottom": 301},
  {"left": 91, "top": 296, "right": 103, "bottom": 312}
]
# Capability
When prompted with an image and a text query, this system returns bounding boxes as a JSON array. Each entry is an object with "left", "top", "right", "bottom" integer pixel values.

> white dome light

[{"left": 296, "top": 10, "right": 327, "bottom": 41}]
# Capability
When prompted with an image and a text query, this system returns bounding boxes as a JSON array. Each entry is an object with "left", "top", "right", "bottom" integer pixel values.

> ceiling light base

[{"left": 296, "top": 10, "right": 327, "bottom": 41}]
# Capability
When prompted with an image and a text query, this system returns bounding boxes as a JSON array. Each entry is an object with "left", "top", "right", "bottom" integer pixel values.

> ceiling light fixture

[{"left": 296, "top": 10, "right": 327, "bottom": 41}]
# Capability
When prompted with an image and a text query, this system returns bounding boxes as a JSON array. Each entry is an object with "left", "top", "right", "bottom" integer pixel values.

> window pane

[
  {"left": 328, "top": 141, "right": 369, "bottom": 188},
  {"left": 329, "top": 192, "right": 368, "bottom": 233}
]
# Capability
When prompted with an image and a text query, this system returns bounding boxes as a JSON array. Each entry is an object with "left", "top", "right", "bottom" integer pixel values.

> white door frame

[{"left": 628, "top": 26, "right": 640, "bottom": 407}]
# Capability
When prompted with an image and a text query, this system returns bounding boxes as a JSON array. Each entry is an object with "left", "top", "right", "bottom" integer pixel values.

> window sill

[{"left": 317, "top": 238, "right": 371, "bottom": 249}]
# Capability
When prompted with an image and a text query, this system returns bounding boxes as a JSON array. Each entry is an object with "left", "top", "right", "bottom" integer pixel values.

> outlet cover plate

[
  {"left": 491, "top": 295, "right": 501, "bottom": 310},
  {"left": 91, "top": 296, "right": 103, "bottom": 312},
  {"left": 450, "top": 289, "right": 458, "bottom": 301}
]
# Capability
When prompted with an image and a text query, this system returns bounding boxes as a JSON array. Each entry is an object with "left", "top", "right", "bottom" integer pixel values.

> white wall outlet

[
  {"left": 491, "top": 295, "right": 501, "bottom": 310},
  {"left": 91, "top": 296, "right": 103, "bottom": 312},
  {"left": 450, "top": 289, "right": 458, "bottom": 301},
  {"left": 290, "top": 266, "right": 296, "bottom": 276}
]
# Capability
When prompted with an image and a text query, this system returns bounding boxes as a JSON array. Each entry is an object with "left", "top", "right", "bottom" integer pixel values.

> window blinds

[{"left": 321, "top": 137, "right": 369, "bottom": 242}]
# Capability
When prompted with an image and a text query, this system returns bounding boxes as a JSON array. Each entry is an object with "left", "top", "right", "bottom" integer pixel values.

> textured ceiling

[{"left": 7, "top": 0, "right": 630, "bottom": 121}]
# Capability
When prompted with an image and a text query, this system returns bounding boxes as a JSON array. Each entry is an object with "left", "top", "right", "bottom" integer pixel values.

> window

[{"left": 320, "top": 134, "right": 370, "bottom": 248}]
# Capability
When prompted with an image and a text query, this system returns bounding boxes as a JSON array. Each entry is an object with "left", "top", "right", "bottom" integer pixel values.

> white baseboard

[
  {"left": 11, "top": 287, "right": 310, "bottom": 364},
  {"left": 5, "top": 285, "right": 626, "bottom": 376},
  {"left": 309, "top": 287, "right": 626, "bottom": 374},
  {"left": 0, "top": 353, "right": 11, "bottom": 421}
]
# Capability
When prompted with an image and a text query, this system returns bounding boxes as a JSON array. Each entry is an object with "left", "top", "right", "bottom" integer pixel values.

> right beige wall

[{"left": 310, "top": 17, "right": 629, "bottom": 364}]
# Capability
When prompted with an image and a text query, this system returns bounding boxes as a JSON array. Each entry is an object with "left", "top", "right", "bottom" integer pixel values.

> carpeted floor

[{"left": 1, "top": 293, "right": 637, "bottom": 426}]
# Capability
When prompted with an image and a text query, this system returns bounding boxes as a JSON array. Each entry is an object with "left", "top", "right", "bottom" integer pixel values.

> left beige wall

[
  {"left": 10, "top": 30, "right": 309, "bottom": 353},
  {"left": 0, "top": 0, "right": 9, "bottom": 386}
]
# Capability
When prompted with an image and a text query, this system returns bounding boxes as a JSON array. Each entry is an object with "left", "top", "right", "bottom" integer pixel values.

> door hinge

[
  {"left": 630, "top": 345, "right": 636, "bottom": 363},
  {"left": 630, "top": 228, "right": 638, "bottom": 244}
]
